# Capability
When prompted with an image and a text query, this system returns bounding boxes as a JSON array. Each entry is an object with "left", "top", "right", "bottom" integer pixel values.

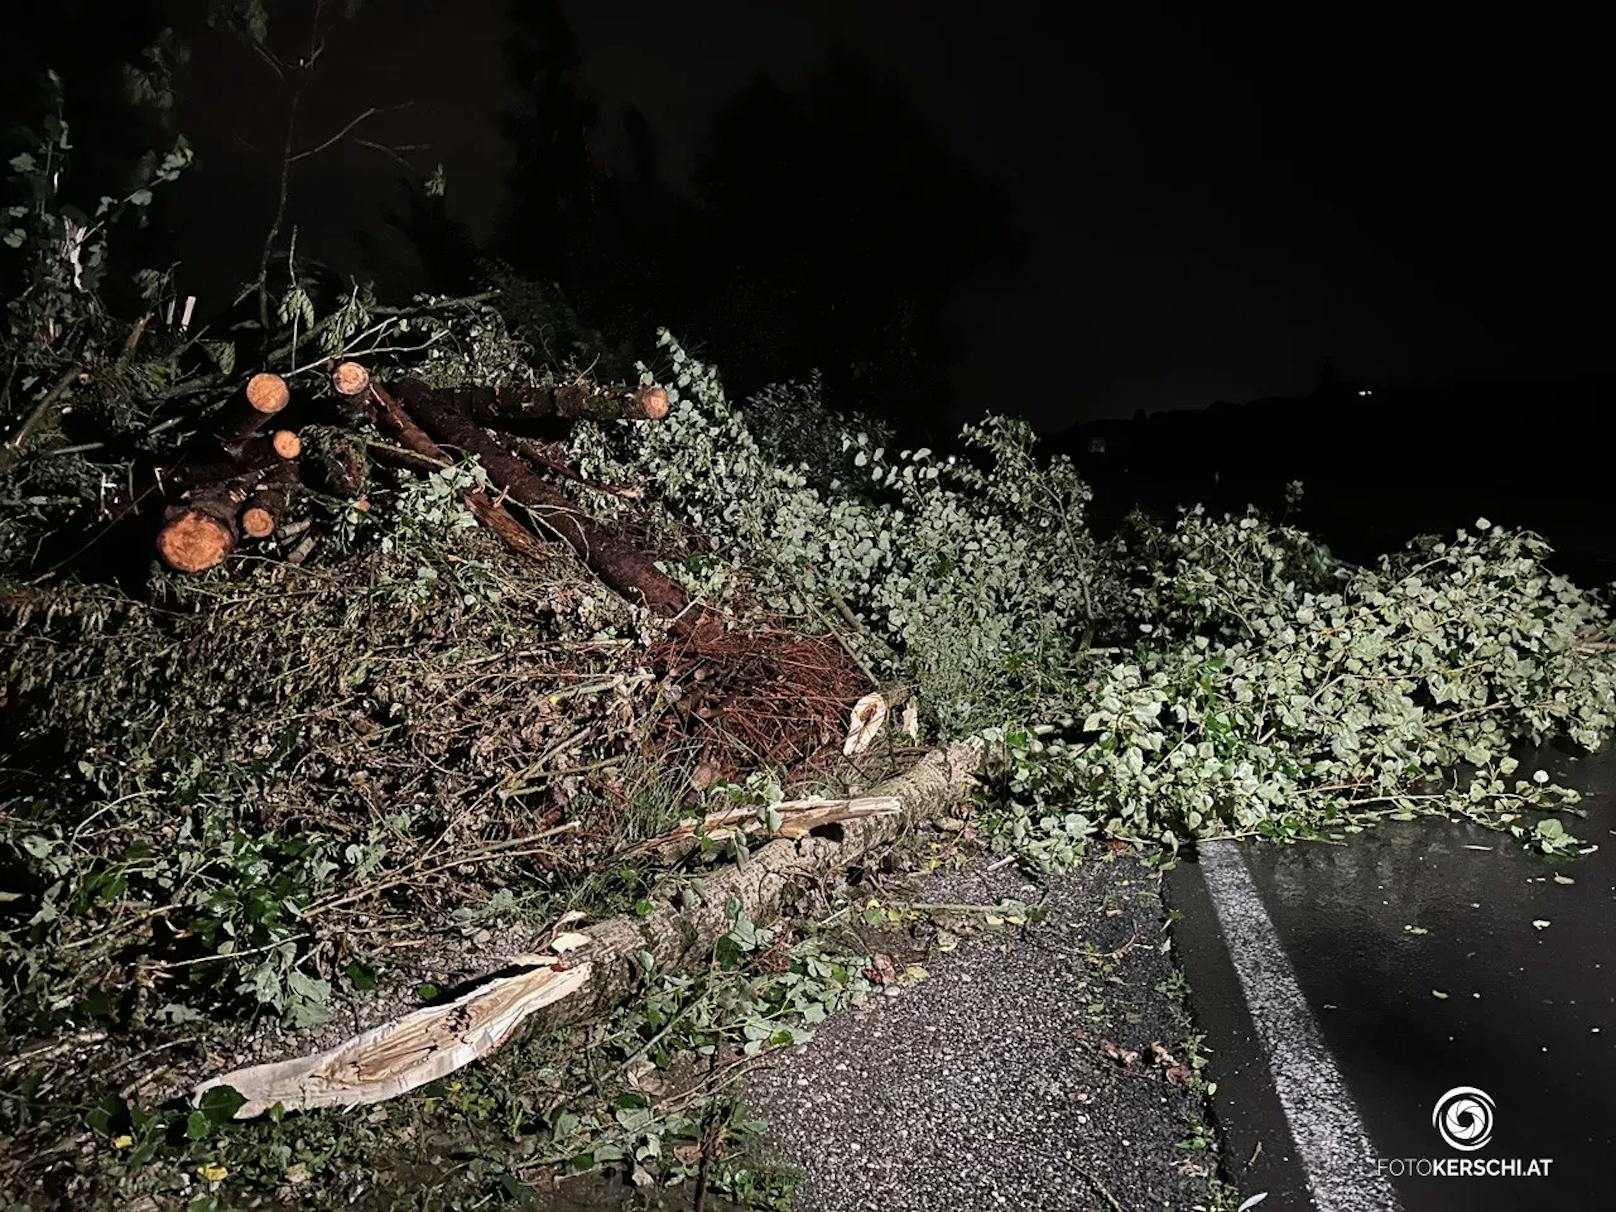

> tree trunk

[
  {"left": 367, "top": 383, "right": 555, "bottom": 567},
  {"left": 187, "top": 742, "right": 986, "bottom": 1117},
  {"left": 433, "top": 382, "right": 669, "bottom": 424},
  {"left": 157, "top": 491, "right": 242, "bottom": 572},
  {"left": 542, "top": 742, "right": 982, "bottom": 1026},
  {"left": 394, "top": 381, "right": 710, "bottom": 634}
]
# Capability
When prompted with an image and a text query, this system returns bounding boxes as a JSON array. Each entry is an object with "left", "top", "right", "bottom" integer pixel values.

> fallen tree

[
  {"left": 198, "top": 740, "right": 984, "bottom": 1117},
  {"left": 393, "top": 379, "right": 710, "bottom": 633}
]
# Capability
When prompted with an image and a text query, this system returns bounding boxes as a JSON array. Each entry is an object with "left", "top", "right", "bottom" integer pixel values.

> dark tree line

[
  {"left": 3, "top": 0, "right": 1012, "bottom": 437},
  {"left": 496, "top": 3, "right": 1010, "bottom": 434}
]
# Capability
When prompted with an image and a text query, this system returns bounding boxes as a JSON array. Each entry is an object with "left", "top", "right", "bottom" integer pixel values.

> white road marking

[{"left": 1200, "top": 840, "right": 1402, "bottom": 1212}]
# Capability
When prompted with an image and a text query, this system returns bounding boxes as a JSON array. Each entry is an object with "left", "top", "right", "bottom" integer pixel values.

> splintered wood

[
  {"left": 196, "top": 957, "right": 592, "bottom": 1118},
  {"left": 620, "top": 794, "right": 904, "bottom": 861}
]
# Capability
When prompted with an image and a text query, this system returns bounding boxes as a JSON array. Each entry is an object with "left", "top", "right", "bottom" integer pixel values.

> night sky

[
  {"left": 42, "top": 1, "right": 1616, "bottom": 427},
  {"left": 556, "top": 0, "right": 1605, "bottom": 424}
]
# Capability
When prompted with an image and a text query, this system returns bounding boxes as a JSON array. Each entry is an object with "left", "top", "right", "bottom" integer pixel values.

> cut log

[
  {"left": 246, "top": 372, "right": 290, "bottom": 413},
  {"left": 330, "top": 361, "right": 371, "bottom": 398},
  {"left": 240, "top": 464, "right": 299, "bottom": 540},
  {"left": 432, "top": 382, "right": 669, "bottom": 424},
  {"left": 169, "top": 433, "right": 300, "bottom": 488},
  {"left": 218, "top": 373, "right": 291, "bottom": 452},
  {"left": 157, "top": 493, "right": 240, "bottom": 572},
  {"left": 367, "top": 383, "right": 555, "bottom": 567},
  {"left": 394, "top": 381, "right": 708, "bottom": 633},
  {"left": 240, "top": 508, "right": 275, "bottom": 540}
]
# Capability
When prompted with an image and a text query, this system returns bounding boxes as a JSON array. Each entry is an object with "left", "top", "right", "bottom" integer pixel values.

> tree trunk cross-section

[
  {"left": 217, "top": 373, "right": 291, "bottom": 453},
  {"left": 157, "top": 494, "right": 241, "bottom": 572}
]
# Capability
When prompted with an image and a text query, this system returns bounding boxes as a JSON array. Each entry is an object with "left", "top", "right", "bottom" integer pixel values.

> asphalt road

[{"left": 1168, "top": 742, "right": 1616, "bottom": 1210}]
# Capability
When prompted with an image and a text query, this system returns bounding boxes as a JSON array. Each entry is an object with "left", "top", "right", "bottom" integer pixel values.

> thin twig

[
  {"left": 288, "top": 104, "right": 410, "bottom": 164},
  {"left": 0, "top": 365, "right": 83, "bottom": 471}
]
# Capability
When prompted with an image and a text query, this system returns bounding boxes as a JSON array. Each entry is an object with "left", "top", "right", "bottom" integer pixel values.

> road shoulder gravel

[{"left": 748, "top": 853, "right": 1232, "bottom": 1212}]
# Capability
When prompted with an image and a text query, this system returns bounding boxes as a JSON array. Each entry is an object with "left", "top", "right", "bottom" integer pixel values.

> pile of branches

[
  {"left": 0, "top": 324, "right": 890, "bottom": 1034},
  {"left": 129, "top": 357, "right": 873, "bottom": 776},
  {"left": 0, "top": 333, "right": 912, "bottom": 1206}
]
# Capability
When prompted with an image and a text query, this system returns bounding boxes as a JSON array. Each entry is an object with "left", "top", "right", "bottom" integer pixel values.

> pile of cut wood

[{"left": 147, "top": 361, "right": 716, "bottom": 632}]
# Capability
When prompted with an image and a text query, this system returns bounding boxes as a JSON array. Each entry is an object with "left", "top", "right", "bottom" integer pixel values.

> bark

[
  {"left": 394, "top": 381, "right": 707, "bottom": 632},
  {"left": 433, "top": 381, "right": 669, "bottom": 424},
  {"left": 218, "top": 373, "right": 291, "bottom": 453},
  {"left": 240, "top": 464, "right": 299, "bottom": 540},
  {"left": 510, "top": 436, "right": 643, "bottom": 500},
  {"left": 169, "top": 433, "right": 299, "bottom": 488},
  {"left": 367, "top": 383, "right": 555, "bottom": 567},
  {"left": 304, "top": 426, "right": 370, "bottom": 498}
]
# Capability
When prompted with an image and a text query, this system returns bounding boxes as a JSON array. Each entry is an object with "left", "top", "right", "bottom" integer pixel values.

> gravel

[{"left": 748, "top": 856, "right": 1224, "bottom": 1211}]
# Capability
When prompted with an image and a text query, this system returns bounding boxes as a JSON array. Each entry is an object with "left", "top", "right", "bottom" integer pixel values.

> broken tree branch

[
  {"left": 197, "top": 742, "right": 983, "bottom": 1119},
  {"left": 0, "top": 365, "right": 84, "bottom": 473},
  {"left": 394, "top": 381, "right": 712, "bottom": 634},
  {"left": 555, "top": 741, "right": 984, "bottom": 1025},
  {"left": 366, "top": 381, "right": 553, "bottom": 566}
]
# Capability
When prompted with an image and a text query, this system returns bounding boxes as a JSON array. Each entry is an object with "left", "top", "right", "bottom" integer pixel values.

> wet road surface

[{"left": 1169, "top": 743, "right": 1616, "bottom": 1210}]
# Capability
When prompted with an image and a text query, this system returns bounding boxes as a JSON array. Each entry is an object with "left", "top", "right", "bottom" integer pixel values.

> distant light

[{"left": 1357, "top": 389, "right": 1374, "bottom": 397}]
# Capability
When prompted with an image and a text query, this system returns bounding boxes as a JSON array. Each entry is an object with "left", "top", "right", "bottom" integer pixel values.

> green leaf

[
  {"left": 86, "top": 1095, "right": 125, "bottom": 1136},
  {"left": 198, "top": 1084, "right": 247, "bottom": 1124}
]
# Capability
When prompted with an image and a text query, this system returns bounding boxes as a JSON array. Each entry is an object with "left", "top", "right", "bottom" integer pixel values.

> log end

[
  {"left": 240, "top": 506, "right": 276, "bottom": 540},
  {"left": 331, "top": 361, "right": 371, "bottom": 398},
  {"left": 641, "top": 386, "right": 670, "bottom": 420},
  {"left": 245, "top": 372, "right": 291, "bottom": 416},
  {"left": 157, "top": 510, "right": 234, "bottom": 573},
  {"left": 271, "top": 430, "right": 302, "bottom": 460}
]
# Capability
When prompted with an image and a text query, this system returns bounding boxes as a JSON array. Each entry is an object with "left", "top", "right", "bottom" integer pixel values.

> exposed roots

[{"left": 649, "top": 626, "right": 868, "bottom": 779}]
